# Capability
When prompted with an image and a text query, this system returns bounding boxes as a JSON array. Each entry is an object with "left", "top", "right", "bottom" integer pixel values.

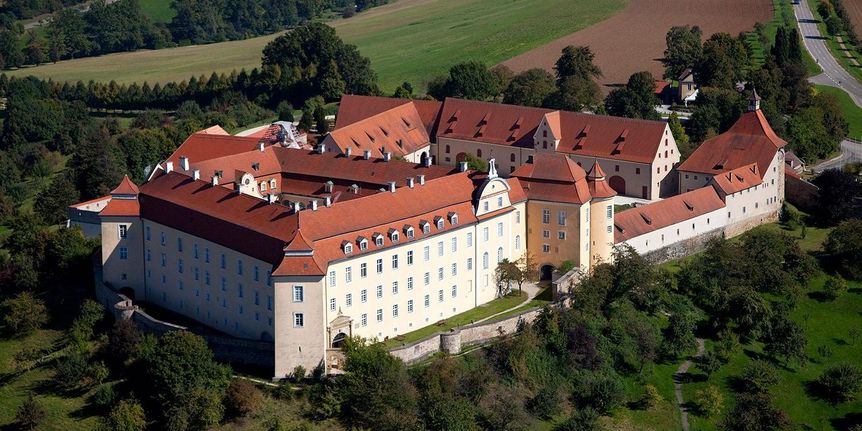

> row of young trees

[{"left": 817, "top": 0, "right": 861, "bottom": 53}]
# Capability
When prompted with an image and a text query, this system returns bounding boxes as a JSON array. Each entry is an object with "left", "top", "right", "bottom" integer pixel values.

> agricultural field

[
  {"left": 501, "top": 0, "right": 774, "bottom": 89},
  {"left": 5, "top": 0, "right": 628, "bottom": 92},
  {"left": 846, "top": 0, "right": 862, "bottom": 37}
]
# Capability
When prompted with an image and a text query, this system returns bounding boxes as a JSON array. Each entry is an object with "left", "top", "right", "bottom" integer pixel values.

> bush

[
  {"left": 571, "top": 370, "right": 625, "bottom": 414},
  {"left": 825, "top": 219, "right": 862, "bottom": 279},
  {"left": 276, "top": 101, "right": 294, "bottom": 122},
  {"left": 640, "top": 384, "right": 663, "bottom": 409},
  {"left": 92, "top": 383, "right": 117, "bottom": 408},
  {"left": 106, "top": 398, "right": 147, "bottom": 431},
  {"left": 224, "top": 379, "right": 263, "bottom": 418},
  {"left": 15, "top": 394, "right": 46, "bottom": 430},
  {"left": 108, "top": 319, "right": 143, "bottom": 365},
  {"left": 2, "top": 291, "right": 48, "bottom": 336},
  {"left": 694, "top": 385, "right": 723, "bottom": 418},
  {"left": 815, "top": 362, "right": 862, "bottom": 402},
  {"left": 823, "top": 275, "right": 848, "bottom": 301},
  {"left": 555, "top": 407, "right": 600, "bottom": 431},
  {"left": 528, "top": 381, "right": 567, "bottom": 420},
  {"left": 292, "top": 365, "right": 306, "bottom": 382},
  {"left": 696, "top": 351, "right": 722, "bottom": 378},
  {"left": 55, "top": 351, "right": 92, "bottom": 390},
  {"left": 738, "top": 360, "right": 779, "bottom": 393}
]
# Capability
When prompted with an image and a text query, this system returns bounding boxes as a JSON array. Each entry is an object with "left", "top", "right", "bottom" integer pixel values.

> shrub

[
  {"left": 555, "top": 407, "right": 600, "bottom": 431},
  {"left": 641, "top": 384, "right": 663, "bottom": 409},
  {"left": 106, "top": 399, "right": 147, "bottom": 431},
  {"left": 224, "top": 379, "right": 263, "bottom": 418},
  {"left": 571, "top": 370, "right": 625, "bottom": 414},
  {"left": 816, "top": 362, "right": 862, "bottom": 402},
  {"left": 694, "top": 385, "right": 723, "bottom": 418},
  {"left": 108, "top": 319, "right": 143, "bottom": 365},
  {"left": 92, "top": 383, "right": 117, "bottom": 408},
  {"left": 15, "top": 394, "right": 46, "bottom": 430},
  {"left": 528, "top": 381, "right": 567, "bottom": 420},
  {"left": 823, "top": 275, "right": 848, "bottom": 301},
  {"left": 292, "top": 365, "right": 306, "bottom": 382},
  {"left": 739, "top": 360, "right": 779, "bottom": 393},
  {"left": 696, "top": 351, "right": 723, "bottom": 378},
  {"left": 55, "top": 351, "right": 91, "bottom": 390},
  {"left": 2, "top": 292, "right": 48, "bottom": 336}
]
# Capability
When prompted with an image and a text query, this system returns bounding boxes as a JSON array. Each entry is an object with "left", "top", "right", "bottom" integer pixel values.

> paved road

[
  {"left": 794, "top": 0, "right": 862, "bottom": 107},
  {"left": 811, "top": 139, "right": 862, "bottom": 172}
]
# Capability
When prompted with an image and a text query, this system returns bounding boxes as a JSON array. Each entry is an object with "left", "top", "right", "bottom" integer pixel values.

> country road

[
  {"left": 21, "top": 0, "right": 120, "bottom": 29},
  {"left": 794, "top": 0, "right": 862, "bottom": 107},
  {"left": 811, "top": 139, "right": 862, "bottom": 172}
]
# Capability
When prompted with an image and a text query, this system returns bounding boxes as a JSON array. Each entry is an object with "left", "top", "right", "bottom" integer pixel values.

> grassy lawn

[
  {"left": 384, "top": 290, "right": 528, "bottom": 348},
  {"left": 0, "top": 329, "right": 103, "bottom": 431},
  {"left": 139, "top": 0, "right": 175, "bottom": 23},
  {"left": 683, "top": 273, "right": 862, "bottom": 430},
  {"left": 6, "top": 0, "right": 627, "bottom": 91},
  {"left": 816, "top": 84, "right": 862, "bottom": 139},
  {"left": 746, "top": 0, "right": 822, "bottom": 76}
]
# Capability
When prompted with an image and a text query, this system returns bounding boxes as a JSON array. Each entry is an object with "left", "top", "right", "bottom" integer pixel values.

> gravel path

[{"left": 673, "top": 338, "right": 706, "bottom": 431}]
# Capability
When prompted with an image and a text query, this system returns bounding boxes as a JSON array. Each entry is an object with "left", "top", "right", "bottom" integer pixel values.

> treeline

[
  {"left": 0, "top": 0, "right": 85, "bottom": 20},
  {"left": 0, "top": 0, "right": 388, "bottom": 69},
  {"left": 817, "top": 0, "right": 861, "bottom": 53}
]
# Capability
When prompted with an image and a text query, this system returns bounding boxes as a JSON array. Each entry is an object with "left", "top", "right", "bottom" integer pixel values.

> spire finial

[{"left": 748, "top": 86, "right": 761, "bottom": 112}]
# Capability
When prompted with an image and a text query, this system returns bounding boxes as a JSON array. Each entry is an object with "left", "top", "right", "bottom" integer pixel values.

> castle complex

[{"left": 73, "top": 91, "right": 787, "bottom": 377}]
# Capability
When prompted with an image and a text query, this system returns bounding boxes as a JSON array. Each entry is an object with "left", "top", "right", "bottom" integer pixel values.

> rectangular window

[
  {"left": 438, "top": 267, "right": 444, "bottom": 280},
  {"left": 497, "top": 196, "right": 503, "bottom": 207},
  {"left": 451, "top": 263, "right": 457, "bottom": 276},
  {"left": 438, "top": 290, "right": 444, "bottom": 303},
  {"left": 606, "top": 206, "right": 612, "bottom": 219},
  {"left": 424, "top": 295, "right": 430, "bottom": 307},
  {"left": 146, "top": 249, "right": 151, "bottom": 262},
  {"left": 237, "top": 284, "right": 244, "bottom": 298},
  {"left": 392, "top": 304, "right": 398, "bottom": 318},
  {"left": 451, "top": 237, "right": 457, "bottom": 252},
  {"left": 267, "top": 295, "right": 272, "bottom": 311},
  {"left": 407, "top": 250, "right": 414, "bottom": 265},
  {"left": 293, "top": 313, "right": 304, "bottom": 328},
  {"left": 424, "top": 272, "right": 430, "bottom": 285},
  {"left": 376, "top": 285, "right": 383, "bottom": 298},
  {"left": 193, "top": 244, "right": 199, "bottom": 259},
  {"left": 253, "top": 266, "right": 259, "bottom": 282},
  {"left": 205, "top": 271, "right": 210, "bottom": 286},
  {"left": 254, "top": 291, "right": 259, "bottom": 305},
  {"left": 345, "top": 267, "right": 352, "bottom": 283},
  {"left": 558, "top": 210, "right": 566, "bottom": 226},
  {"left": 467, "top": 258, "right": 473, "bottom": 270},
  {"left": 542, "top": 209, "right": 551, "bottom": 224},
  {"left": 408, "top": 299, "right": 414, "bottom": 313},
  {"left": 330, "top": 298, "right": 336, "bottom": 312},
  {"left": 543, "top": 230, "right": 550, "bottom": 239},
  {"left": 204, "top": 248, "right": 210, "bottom": 263},
  {"left": 329, "top": 271, "right": 336, "bottom": 287},
  {"left": 236, "top": 260, "right": 243, "bottom": 275},
  {"left": 607, "top": 225, "right": 612, "bottom": 233},
  {"left": 376, "top": 259, "right": 383, "bottom": 273},
  {"left": 160, "top": 253, "right": 166, "bottom": 267},
  {"left": 361, "top": 289, "right": 367, "bottom": 303},
  {"left": 515, "top": 211, "right": 521, "bottom": 224},
  {"left": 392, "top": 254, "right": 399, "bottom": 269},
  {"left": 451, "top": 285, "right": 457, "bottom": 297},
  {"left": 423, "top": 246, "right": 430, "bottom": 261},
  {"left": 293, "top": 285, "right": 304, "bottom": 302},
  {"left": 483, "top": 227, "right": 489, "bottom": 241},
  {"left": 437, "top": 241, "right": 444, "bottom": 256},
  {"left": 467, "top": 232, "right": 473, "bottom": 247},
  {"left": 220, "top": 254, "right": 226, "bottom": 269},
  {"left": 177, "top": 259, "right": 184, "bottom": 273},
  {"left": 376, "top": 309, "right": 383, "bottom": 322},
  {"left": 497, "top": 222, "right": 503, "bottom": 237},
  {"left": 360, "top": 263, "right": 367, "bottom": 278},
  {"left": 160, "top": 232, "right": 166, "bottom": 246},
  {"left": 361, "top": 313, "right": 367, "bottom": 327},
  {"left": 392, "top": 281, "right": 399, "bottom": 295},
  {"left": 145, "top": 226, "right": 151, "bottom": 241},
  {"left": 407, "top": 277, "right": 414, "bottom": 290},
  {"left": 119, "top": 247, "right": 128, "bottom": 260},
  {"left": 542, "top": 244, "right": 550, "bottom": 253},
  {"left": 558, "top": 231, "right": 566, "bottom": 240},
  {"left": 118, "top": 225, "right": 128, "bottom": 239},
  {"left": 177, "top": 238, "right": 183, "bottom": 252},
  {"left": 346, "top": 293, "right": 352, "bottom": 307}
]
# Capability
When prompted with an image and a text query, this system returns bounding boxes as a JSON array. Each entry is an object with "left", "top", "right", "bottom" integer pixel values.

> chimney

[
  {"left": 317, "top": 144, "right": 326, "bottom": 154},
  {"left": 458, "top": 161, "right": 468, "bottom": 172},
  {"left": 258, "top": 142, "right": 265, "bottom": 152},
  {"left": 423, "top": 155, "right": 432, "bottom": 167},
  {"left": 488, "top": 158, "right": 498, "bottom": 179},
  {"left": 311, "top": 200, "right": 319, "bottom": 211},
  {"left": 383, "top": 152, "right": 392, "bottom": 162},
  {"left": 179, "top": 156, "right": 189, "bottom": 171},
  {"left": 211, "top": 175, "right": 219, "bottom": 186},
  {"left": 388, "top": 181, "right": 396, "bottom": 193},
  {"left": 166, "top": 161, "right": 174, "bottom": 173},
  {"left": 407, "top": 177, "right": 415, "bottom": 188},
  {"left": 345, "top": 147, "right": 352, "bottom": 157},
  {"left": 418, "top": 175, "right": 425, "bottom": 185},
  {"left": 324, "top": 196, "right": 332, "bottom": 207},
  {"left": 192, "top": 169, "right": 201, "bottom": 180},
  {"left": 351, "top": 184, "right": 359, "bottom": 194},
  {"left": 363, "top": 150, "right": 371, "bottom": 160}
]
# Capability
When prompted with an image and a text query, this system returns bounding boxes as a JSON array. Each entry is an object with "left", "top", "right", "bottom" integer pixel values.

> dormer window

[
  {"left": 448, "top": 212, "right": 458, "bottom": 225},
  {"left": 342, "top": 241, "right": 353, "bottom": 254},
  {"left": 324, "top": 181, "right": 334, "bottom": 193},
  {"left": 269, "top": 179, "right": 277, "bottom": 189},
  {"left": 420, "top": 220, "right": 430, "bottom": 234},
  {"left": 434, "top": 216, "right": 444, "bottom": 230},
  {"left": 260, "top": 182, "right": 267, "bottom": 191},
  {"left": 404, "top": 225, "right": 415, "bottom": 239},
  {"left": 358, "top": 237, "right": 368, "bottom": 250},
  {"left": 389, "top": 229, "right": 400, "bottom": 243},
  {"left": 373, "top": 233, "right": 384, "bottom": 247}
]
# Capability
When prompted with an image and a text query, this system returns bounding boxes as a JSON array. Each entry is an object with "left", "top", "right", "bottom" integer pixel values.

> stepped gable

[
  {"left": 326, "top": 102, "right": 432, "bottom": 158},
  {"left": 437, "top": 98, "right": 552, "bottom": 148},
  {"left": 613, "top": 187, "right": 726, "bottom": 242},
  {"left": 511, "top": 153, "right": 592, "bottom": 204},
  {"left": 554, "top": 110, "right": 667, "bottom": 164},
  {"left": 677, "top": 109, "right": 786, "bottom": 176},
  {"left": 711, "top": 163, "right": 762, "bottom": 195}
]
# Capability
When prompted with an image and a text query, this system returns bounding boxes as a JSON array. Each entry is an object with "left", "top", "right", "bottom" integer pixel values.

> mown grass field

[
  {"left": 5, "top": 0, "right": 627, "bottom": 91},
  {"left": 816, "top": 84, "right": 862, "bottom": 139},
  {"left": 139, "top": 0, "right": 175, "bottom": 23}
]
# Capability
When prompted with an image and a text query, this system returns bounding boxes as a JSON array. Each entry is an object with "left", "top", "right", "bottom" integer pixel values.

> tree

[
  {"left": 108, "top": 320, "right": 143, "bottom": 365},
  {"left": 224, "top": 379, "right": 263, "bottom": 418},
  {"left": 763, "top": 309, "right": 807, "bottom": 365},
  {"left": 824, "top": 219, "right": 862, "bottom": 279},
  {"left": 662, "top": 298, "right": 697, "bottom": 359},
  {"left": 694, "top": 385, "right": 723, "bottom": 418},
  {"left": 15, "top": 394, "right": 46, "bottom": 431},
  {"left": 571, "top": 370, "right": 624, "bottom": 414},
  {"left": 739, "top": 360, "right": 779, "bottom": 394},
  {"left": 443, "top": 61, "right": 498, "bottom": 101},
  {"left": 514, "top": 253, "right": 539, "bottom": 292},
  {"left": 663, "top": 25, "right": 703, "bottom": 79},
  {"left": 605, "top": 71, "right": 660, "bottom": 120},
  {"left": 823, "top": 275, "right": 848, "bottom": 300},
  {"left": 813, "top": 171, "right": 862, "bottom": 226},
  {"left": 668, "top": 112, "right": 690, "bottom": 149},
  {"left": 2, "top": 292, "right": 48, "bottom": 336},
  {"left": 495, "top": 258, "right": 519, "bottom": 297},
  {"left": 826, "top": 15, "right": 845, "bottom": 35},
  {"left": 815, "top": 362, "right": 862, "bottom": 402},
  {"left": 696, "top": 351, "right": 723, "bottom": 378},
  {"left": 503, "top": 68, "right": 556, "bottom": 107},
  {"left": 554, "top": 45, "right": 602, "bottom": 83},
  {"left": 544, "top": 75, "right": 601, "bottom": 111},
  {"left": 555, "top": 407, "right": 599, "bottom": 431},
  {"left": 276, "top": 101, "right": 294, "bottom": 122},
  {"left": 106, "top": 398, "right": 147, "bottom": 431},
  {"left": 695, "top": 33, "right": 748, "bottom": 89},
  {"left": 723, "top": 391, "right": 791, "bottom": 431},
  {"left": 137, "top": 331, "right": 231, "bottom": 430}
]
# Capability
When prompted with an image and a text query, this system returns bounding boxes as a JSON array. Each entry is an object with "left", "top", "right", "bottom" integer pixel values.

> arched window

[
  {"left": 497, "top": 247, "right": 503, "bottom": 263},
  {"left": 269, "top": 179, "right": 277, "bottom": 189},
  {"left": 482, "top": 252, "right": 489, "bottom": 269},
  {"left": 515, "top": 235, "right": 521, "bottom": 250},
  {"left": 445, "top": 145, "right": 451, "bottom": 154},
  {"left": 477, "top": 149, "right": 483, "bottom": 158},
  {"left": 510, "top": 153, "right": 516, "bottom": 162}
]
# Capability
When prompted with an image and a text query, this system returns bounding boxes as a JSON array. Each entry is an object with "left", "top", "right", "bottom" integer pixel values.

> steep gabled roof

[
  {"left": 326, "top": 102, "right": 431, "bottom": 158},
  {"left": 166, "top": 130, "right": 266, "bottom": 168},
  {"left": 335, "top": 95, "right": 443, "bottom": 136},
  {"left": 554, "top": 110, "right": 667, "bottom": 164},
  {"left": 511, "top": 153, "right": 592, "bottom": 204},
  {"left": 437, "top": 98, "right": 551, "bottom": 148},
  {"left": 677, "top": 110, "right": 785, "bottom": 176},
  {"left": 111, "top": 175, "right": 139, "bottom": 195},
  {"left": 614, "top": 187, "right": 726, "bottom": 242}
]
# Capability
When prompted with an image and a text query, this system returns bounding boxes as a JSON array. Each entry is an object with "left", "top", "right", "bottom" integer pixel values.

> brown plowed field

[
  {"left": 846, "top": 1, "right": 862, "bottom": 38},
  {"left": 501, "top": 0, "right": 774, "bottom": 90}
]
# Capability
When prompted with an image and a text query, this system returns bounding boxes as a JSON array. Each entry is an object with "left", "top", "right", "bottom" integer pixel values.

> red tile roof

[
  {"left": 166, "top": 131, "right": 266, "bottom": 168},
  {"left": 335, "top": 95, "right": 443, "bottom": 137},
  {"left": 711, "top": 163, "right": 762, "bottom": 195},
  {"left": 677, "top": 110, "right": 785, "bottom": 176},
  {"left": 438, "top": 98, "right": 551, "bottom": 148},
  {"left": 586, "top": 160, "right": 617, "bottom": 199},
  {"left": 511, "top": 153, "right": 592, "bottom": 204},
  {"left": 100, "top": 199, "right": 140, "bottom": 217},
  {"left": 614, "top": 187, "right": 726, "bottom": 242},
  {"left": 325, "top": 102, "right": 431, "bottom": 158},
  {"left": 553, "top": 110, "right": 667, "bottom": 163},
  {"left": 784, "top": 164, "right": 801, "bottom": 180},
  {"left": 111, "top": 175, "right": 140, "bottom": 195}
]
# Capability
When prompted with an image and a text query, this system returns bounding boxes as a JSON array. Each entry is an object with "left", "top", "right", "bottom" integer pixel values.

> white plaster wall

[{"left": 619, "top": 208, "right": 727, "bottom": 254}]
